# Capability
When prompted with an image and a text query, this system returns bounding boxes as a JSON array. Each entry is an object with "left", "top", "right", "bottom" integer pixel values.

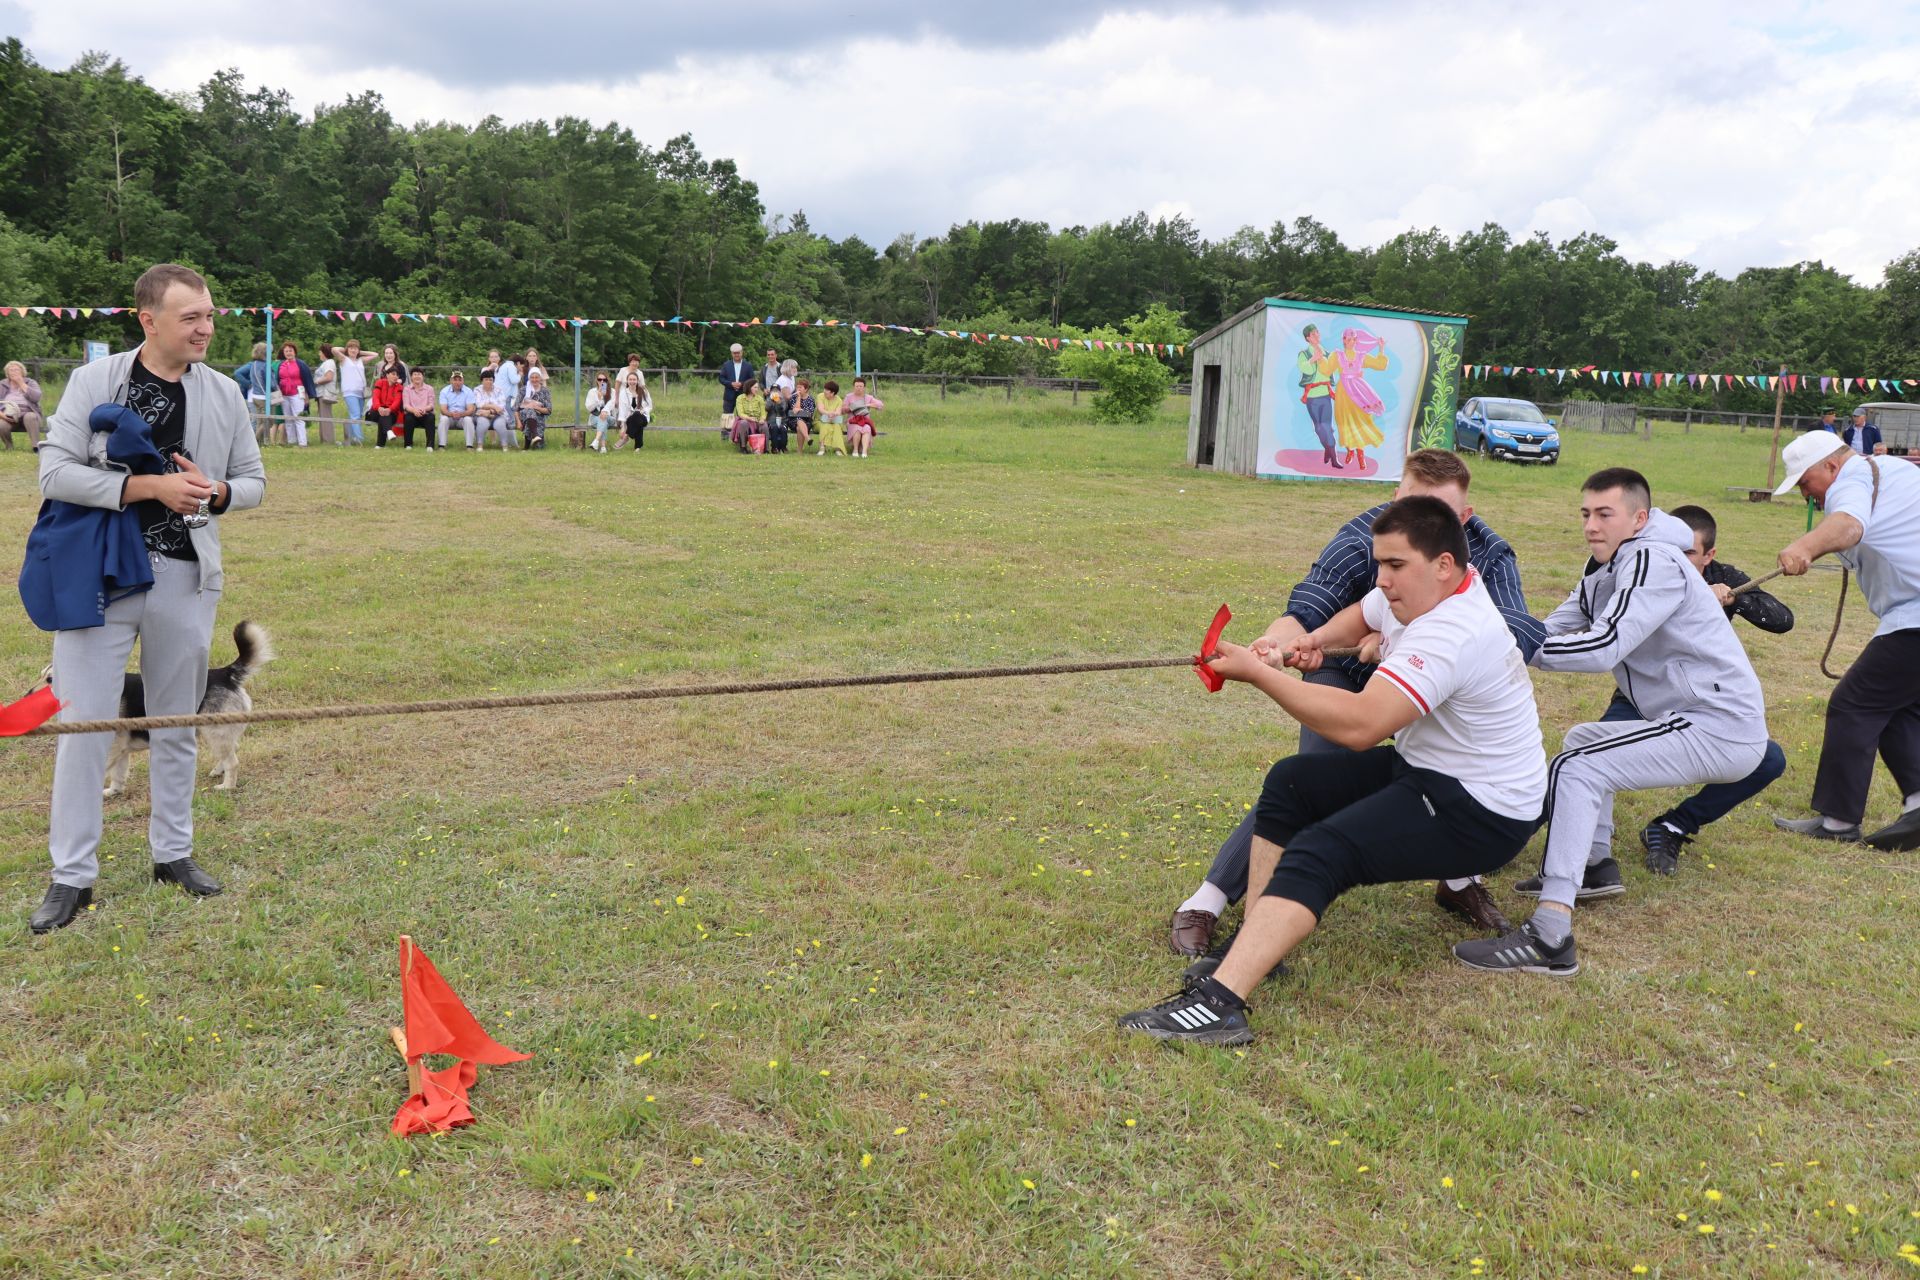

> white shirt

[
  {"left": 1826, "top": 454, "right": 1920, "bottom": 636},
  {"left": 1362, "top": 569, "right": 1547, "bottom": 821},
  {"left": 313, "top": 358, "right": 339, "bottom": 401},
  {"left": 337, "top": 356, "right": 367, "bottom": 397}
]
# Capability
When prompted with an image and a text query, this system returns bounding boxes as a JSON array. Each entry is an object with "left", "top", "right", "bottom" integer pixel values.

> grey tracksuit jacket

[{"left": 1533, "top": 509, "right": 1768, "bottom": 744}]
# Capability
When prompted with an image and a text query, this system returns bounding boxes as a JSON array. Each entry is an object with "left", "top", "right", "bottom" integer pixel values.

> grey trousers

[
  {"left": 1204, "top": 666, "right": 1361, "bottom": 903},
  {"left": 1537, "top": 717, "right": 1764, "bottom": 909},
  {"left": 49, "top": 556, "right": 220, "bottom": 887}
]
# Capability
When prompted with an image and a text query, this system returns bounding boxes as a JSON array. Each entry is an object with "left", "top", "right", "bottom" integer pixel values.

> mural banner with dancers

[{"left": 1256, "top": 299, "right": 1468, "bottom": 484}]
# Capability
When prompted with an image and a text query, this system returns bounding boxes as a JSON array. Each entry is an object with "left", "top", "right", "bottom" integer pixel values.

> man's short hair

[
  {"left": 1582, "top": 466, "right": 1652, "bottom": 512},
  {"left": 1403, "top": 447, "right": 1472, "bottom": 491},
  {"left": 1372, "top": 494, "right": 1469, "bottom": 570},
  {"left": 134, "top": 263, "right": 208, "bottom": 314},
  {"left": 1670, "top": 504, "right": 1717, "bottom": 549}
]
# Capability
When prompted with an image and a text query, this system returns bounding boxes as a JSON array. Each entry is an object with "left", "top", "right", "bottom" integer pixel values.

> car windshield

[{"left": 1486, "top": 401, "right": 1546, "bottom": 424}]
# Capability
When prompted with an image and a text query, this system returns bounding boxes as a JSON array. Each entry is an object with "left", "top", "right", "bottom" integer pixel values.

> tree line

[{"left": 3, "top": 40, "right": 1918, "bottom": 416}]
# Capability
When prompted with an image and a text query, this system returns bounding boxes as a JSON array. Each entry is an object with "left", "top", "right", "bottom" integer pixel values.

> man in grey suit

[{"left": 30, "top": 263, "right": 267, "bottom": 934}]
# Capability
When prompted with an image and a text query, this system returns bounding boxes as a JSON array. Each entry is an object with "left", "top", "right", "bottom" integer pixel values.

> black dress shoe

[
  {"left": 30, "top": 883, "right": 93, "bottom": 934},
  {"left": 1773, "top": 815, "right": 1863, "bottom": 842},
  {"left": 153, "top": 857, "right": 223, "bottom": 897},
  {"left": 1864, "top": 808, "right": 1920, "bottom": 852}
]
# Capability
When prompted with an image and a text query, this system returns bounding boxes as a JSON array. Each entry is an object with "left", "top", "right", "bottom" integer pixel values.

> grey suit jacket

[{"left": 39, "top": 345, "right": 267, "bottom": 594}]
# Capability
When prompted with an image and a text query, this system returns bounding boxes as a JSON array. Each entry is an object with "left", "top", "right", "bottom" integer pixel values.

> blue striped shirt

[{"left": 1284, "top": 502, "right": 1546, "bottom": 681}]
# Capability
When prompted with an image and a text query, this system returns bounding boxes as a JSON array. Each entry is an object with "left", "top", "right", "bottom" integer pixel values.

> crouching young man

[{"left": 1117, "top": 496, "right": 1547, "bottom": 1045}]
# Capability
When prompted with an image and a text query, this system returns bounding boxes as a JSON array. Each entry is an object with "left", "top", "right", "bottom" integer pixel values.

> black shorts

[{"left": 1251, "top": 746, "right": 1540, "bottom": 919}]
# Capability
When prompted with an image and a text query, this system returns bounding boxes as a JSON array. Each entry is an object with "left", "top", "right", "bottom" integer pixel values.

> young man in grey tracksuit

[
  {"left": 28, "top": 263, "right": 267, "bottom": 934},
  {"left": 1455, "top": 467, "right": 1769, "bottom": 976}
]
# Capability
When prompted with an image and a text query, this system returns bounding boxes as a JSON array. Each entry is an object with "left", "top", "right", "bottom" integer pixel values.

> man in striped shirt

[{"left": 1170, "top": 449, "right": 1547, "bottom": 977}]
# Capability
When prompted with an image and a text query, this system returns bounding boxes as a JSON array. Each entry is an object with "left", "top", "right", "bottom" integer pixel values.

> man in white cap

[{"left": 1771, "top": 429, "right": 1920, "bottom": 849}]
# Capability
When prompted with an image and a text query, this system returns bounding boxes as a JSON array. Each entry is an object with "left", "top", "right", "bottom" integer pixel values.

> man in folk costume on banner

[{"left": 1770, "top": 431, "right": 1920, "bottom": 850}]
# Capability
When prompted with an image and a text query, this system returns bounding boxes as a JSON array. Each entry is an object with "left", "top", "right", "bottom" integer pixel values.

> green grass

[{"left": 2, "top": 394, "right": 1917, "bottom": 1278}]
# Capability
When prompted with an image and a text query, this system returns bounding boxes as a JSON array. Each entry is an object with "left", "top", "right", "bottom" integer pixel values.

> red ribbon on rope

[{"left": 1193, "top": 604, "right": 1231, "bottom": 692}]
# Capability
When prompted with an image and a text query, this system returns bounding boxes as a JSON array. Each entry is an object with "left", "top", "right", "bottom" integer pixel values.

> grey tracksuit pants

[
  {"left": 1537, "top": 716, "right": 1765, "bottom": 909},
  {"left": 49, "top": 556, "right": 219, "bottom": 887}
]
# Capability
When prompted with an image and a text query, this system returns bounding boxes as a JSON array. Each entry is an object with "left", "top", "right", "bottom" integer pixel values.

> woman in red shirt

[{"left": 368, "top": 370, "right": 404, "bottom": 448}]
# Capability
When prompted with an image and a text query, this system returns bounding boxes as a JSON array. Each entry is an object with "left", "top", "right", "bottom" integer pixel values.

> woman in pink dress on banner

[{"left": 1332, "top": 327, "right": 1388, "bottom": 470}]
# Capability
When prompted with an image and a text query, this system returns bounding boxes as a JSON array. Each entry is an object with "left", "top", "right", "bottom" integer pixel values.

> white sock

[
  {"left": 1178, "top": 882, "right": 1229, "bottom": 917},
  {"left": 1822, "top": 815, "right": 1855, "bottom": 832},
  {"left": 1905, "top": 792, "right": 1920, "bottom": 813},
  {"left": 1443, "top": 878, "right": 1476, "bottom": 892}
]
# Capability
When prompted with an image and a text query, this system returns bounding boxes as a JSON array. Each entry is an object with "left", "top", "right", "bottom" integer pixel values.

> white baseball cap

[{"left": 1773, "top": 430, "right": 1850, "bottom": 496}]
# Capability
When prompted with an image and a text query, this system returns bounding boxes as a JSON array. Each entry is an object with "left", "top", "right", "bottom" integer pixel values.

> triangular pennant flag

[{"left": 80, "top": 308, "right": 93, "bottom": 318}]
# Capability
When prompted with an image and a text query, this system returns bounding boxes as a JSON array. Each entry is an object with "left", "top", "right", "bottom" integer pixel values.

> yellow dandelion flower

[
  {"left": 1846, "top": 1204, "right": 1860, "bottom": 1216},
  {"left": 633, "top": 1052, "right": 652, "bottom": 1065},
  {"left": 1442, "top": 1177, "right": 1454, "bottom": 1188},
  {"left": 819, "top": 1069, "right": 831, "bottom": 1077},
  {"left": 585, "top": 1191, "right": 598, "bottom": 1203},
  {"left": 860, "top": 1153, "right": 873, "bottom": 1169},
  {"left": 893, "top": 1127, "right": 908, "bottom": 1136},
  {"left": 767, "top": 1059, "right": 779, "bottom": 1069},
  {"left": 1706, "top": 1189, "right": 1722, "bottom": 1202},
  {"left": 690, "top": 1156, "right": 703, "bottom": 1166},
  {"left": 1697, "top": 1223, "right": 1715, "bottom": 1235},
  {"left": 397, "top": 1169, "right": 411, "bottom": 1178},
  {"left": 1124, "top": 1119, "right": 1138, "bottom": 1128},
  {"left": 1633, "top": 1268, "right": 1648, "bottom": 1276},
  {"left": 1021, "top": 1178, "right": 1036, "bottom": 1191}
]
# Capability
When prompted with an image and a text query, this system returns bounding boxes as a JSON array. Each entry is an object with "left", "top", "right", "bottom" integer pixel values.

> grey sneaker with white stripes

[
  {"left": 1452, "top": 920, "right": 1579, "bottom": 977},
  {"left": 1116, "top": 988, "right": 1254, "bottom": 1046}
]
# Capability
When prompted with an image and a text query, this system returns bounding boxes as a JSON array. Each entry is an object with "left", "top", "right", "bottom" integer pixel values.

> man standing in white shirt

[
  {"left": 1770, "top": 432, "right": 1920, "bottom": 849},
  {"left": 1116, "top": 496, "right": 1547, "bottom": 1045}
]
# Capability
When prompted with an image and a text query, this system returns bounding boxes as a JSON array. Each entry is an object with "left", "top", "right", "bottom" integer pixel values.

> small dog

[{"left": 39, "top": 621, "right": 275, "bottom": 795}]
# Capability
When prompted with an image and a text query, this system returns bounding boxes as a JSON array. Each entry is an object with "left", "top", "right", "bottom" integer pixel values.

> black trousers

[
  {"left": 370, "top": 409, "right": 397, "bottom": 446},
  {"left": 402, "top": 411, "right": 432, "bottom": 447},
  {"left": 625, "top": 412, "right": 647, "bottom": 449},
  {"left": 1811, "top": 627, "right": 1920, "bottom": 823},
  {"left": 1252, "top": 746, "right": 1540, "bottom": 919}
]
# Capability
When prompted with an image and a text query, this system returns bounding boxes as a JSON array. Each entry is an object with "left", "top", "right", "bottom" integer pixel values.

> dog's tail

[{"left": 228, "top": 621, "right": 276, "bottom": 686}]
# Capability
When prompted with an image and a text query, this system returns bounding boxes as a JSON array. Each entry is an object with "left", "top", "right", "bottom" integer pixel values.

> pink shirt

[{"left": 402, "top": 383, "right": 435, "bottom": 414}]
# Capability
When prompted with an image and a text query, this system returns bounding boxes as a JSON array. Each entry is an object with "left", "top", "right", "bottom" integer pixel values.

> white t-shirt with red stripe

[{"left": 1361, "top": 568, "right": 1547, "bottom": 821}]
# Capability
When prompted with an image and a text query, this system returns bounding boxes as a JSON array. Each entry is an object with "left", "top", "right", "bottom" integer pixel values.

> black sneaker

[
  {"left": 1513, "top": 857, "right": 1626, "bottom": 900},
  {"left": 1453, "top": 920, "right": 1579, "bottom": 977},
  {"left": 1117, "top": 986, "right": 1253, "bottom": 1046},
  {"left": 1641, "top": 821, "right": 1689, "bottom": 875}
]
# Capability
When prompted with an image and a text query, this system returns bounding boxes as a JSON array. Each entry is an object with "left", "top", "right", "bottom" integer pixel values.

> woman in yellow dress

[
  {"left": 1331, "top": 327, "right": 1388, "bottom": 468},
  {"left": 815, "top": 379, "right": 846, "bottom": 456}
]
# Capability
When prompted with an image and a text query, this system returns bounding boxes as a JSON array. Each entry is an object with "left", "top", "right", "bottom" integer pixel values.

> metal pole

[
  {"left": 572, "top": 322, "right": 583, "bottom": 427},
  {"left": 263, "top": 306, "right": 273, "bottom": 439},
  {"left": 854, "top": 323, "right": 862, "bottom": 378}
]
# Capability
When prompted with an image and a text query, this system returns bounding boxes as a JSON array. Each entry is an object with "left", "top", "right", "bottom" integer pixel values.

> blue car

[{"left": 1455, "top": 397, "right": 1560, "bottom": 463}]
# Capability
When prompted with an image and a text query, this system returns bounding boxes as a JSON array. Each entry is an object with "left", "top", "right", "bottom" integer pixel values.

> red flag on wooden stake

[{"left": 390, "top": 935, "right": 528, "bottom": 1136}]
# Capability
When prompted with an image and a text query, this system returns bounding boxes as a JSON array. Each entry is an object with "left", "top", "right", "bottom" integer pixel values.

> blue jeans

[
  {"left": 343, "top": 393, "right": 365, "bottom": 444},
  {"left": 1601, "top": 692, "right": 1786, "bottom": 835}
]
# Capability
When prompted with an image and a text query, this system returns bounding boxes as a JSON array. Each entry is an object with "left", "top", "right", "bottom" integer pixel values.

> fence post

[
  {"left": 571, "top": 322, "right": 582, "bottom": 426},
  {"left": 940, "top": 373, "right": 946, "bottom": 400},
  {"left": 1005, "top": 378, "right": 1012, "bottom": 403},
  {"left": 1684, "top": 406, "right": 1692, "bottom": 433},
  {"left": 1072, "top": 378, "right": 1079, "bottom": 405}
]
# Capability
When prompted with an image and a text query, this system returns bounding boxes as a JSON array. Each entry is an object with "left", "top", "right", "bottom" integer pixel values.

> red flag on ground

[
  {"left": 390, "top": 936, "right": 528, "bottom": 1136},
  {"left": 0, "top": 686, "right": 62, "bottom": 736},
  {"left": 1193, "top": 604, "right": 1231, "bottom": 693}
]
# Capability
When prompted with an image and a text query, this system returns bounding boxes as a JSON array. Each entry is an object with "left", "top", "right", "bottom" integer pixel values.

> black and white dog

[{"left": 39, "top": 620, "right": 275, "bottom": 795}]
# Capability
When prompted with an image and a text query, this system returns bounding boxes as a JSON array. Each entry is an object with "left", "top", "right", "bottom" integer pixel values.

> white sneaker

[{"left": 426, "top": 446, "right": 434, "bottom": 452}]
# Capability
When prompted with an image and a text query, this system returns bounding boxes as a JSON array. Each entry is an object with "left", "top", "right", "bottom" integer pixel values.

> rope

[
  {"left": 22, "top": 656, "right": 1197, "bottom": 737},
  {"left": 1821, "top": 568, "right": 1851, "bottom": 681}
]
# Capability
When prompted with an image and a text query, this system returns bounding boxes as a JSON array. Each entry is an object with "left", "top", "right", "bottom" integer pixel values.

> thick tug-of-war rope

[{"left": 1, "top": 568, "right": 1814, "bottom": 739}]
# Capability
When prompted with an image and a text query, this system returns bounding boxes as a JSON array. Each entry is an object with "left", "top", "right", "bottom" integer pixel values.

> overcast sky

[{"left": 11, "top": 0, "right": 1919, "bottom": 283}]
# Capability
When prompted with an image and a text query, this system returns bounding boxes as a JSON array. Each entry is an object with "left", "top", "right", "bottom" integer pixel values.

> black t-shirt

[{"left": 124, "top": 357, "right": 198, "bottom": 561}]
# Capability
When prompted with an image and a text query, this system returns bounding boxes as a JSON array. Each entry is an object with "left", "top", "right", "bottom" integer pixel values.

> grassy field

[{"left": 2, "top": 388, "right": 1916, "bottom": 1279}]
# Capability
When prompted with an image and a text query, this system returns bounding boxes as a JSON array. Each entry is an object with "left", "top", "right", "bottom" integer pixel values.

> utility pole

[{"left": 1763, "top": 361, "right": 1788, "bottom": 494}]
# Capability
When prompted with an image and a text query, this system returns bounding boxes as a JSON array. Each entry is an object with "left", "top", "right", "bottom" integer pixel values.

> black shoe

[
  {"left": 1513, "top": 856, "right": 1626, "bottom": 900},
  {"left": 1641, "top": 820, "right": 1689, "bottom": 875},
  {"left": 1773, "top": 815, "right": 1863, "bottom": 842},
  {"left": 1863, "top": 809, "right": 1920, "bottom": 851},
  {"left": 1453, "top": 919, "right": 1579, "bottom": 977},
  {"left": 153, "top": 857, "right": 223, "bottom": 897},
  {"left": 30, "top": 883, "right": 93, "bottom": 934},
  {"left": 1181, "top": 926, "right": 1289, "bottom": 989},
  {"left": 1117, "top": 985, "right": 1253, "bottom": 1046}
]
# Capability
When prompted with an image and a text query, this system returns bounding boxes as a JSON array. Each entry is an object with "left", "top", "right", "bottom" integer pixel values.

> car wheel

[{"left": 1479, "top": 437, "right": 1492, "bottom": 460}]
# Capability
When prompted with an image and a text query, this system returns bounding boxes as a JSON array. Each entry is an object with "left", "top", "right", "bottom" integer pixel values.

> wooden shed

[{"left": 1187, "top": 296, "right": 1470, "bottom": 485}]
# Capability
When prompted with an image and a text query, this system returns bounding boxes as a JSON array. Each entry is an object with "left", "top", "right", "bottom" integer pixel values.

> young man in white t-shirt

[{"left": 1118, "top": 496, "right": 1548, "bottom": 1045}]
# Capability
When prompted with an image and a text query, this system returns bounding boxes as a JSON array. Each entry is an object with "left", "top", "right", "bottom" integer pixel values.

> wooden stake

[
  {"left": 392, "top": 935, "right": 423, "bottom": 1096},
  {"left": 1763, "top": 362, "right": 1789, "bottom": 495}
]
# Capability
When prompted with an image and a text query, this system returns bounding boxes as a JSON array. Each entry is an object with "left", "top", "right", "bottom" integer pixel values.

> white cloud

[{"left": 15, "top": 0, "right": 1920, "bottom": 282}]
